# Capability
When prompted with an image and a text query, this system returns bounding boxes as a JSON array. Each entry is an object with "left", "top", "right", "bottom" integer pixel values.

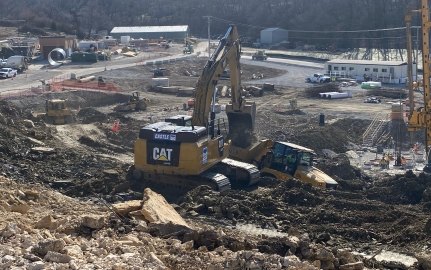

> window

[
  {"left": 334, "top": 67, "right": 339, "bottom": 70},
  {"left": 373, "top": 68, "right": 378, "bottom": 72},
  {"left": 349, "top": 67, "right": 354, "bottom": 71},
  {"left": 365, "top": 68, "right": 370, "bottom": 71},
  {"left": 341, "top": 67, "right": 346, "bottom": 71},
  {"left": 298, "top": 152, "right": 313, "bottom": 167},
  {"left": 382, "top": 69, "right": 387, "bottom": 73}
]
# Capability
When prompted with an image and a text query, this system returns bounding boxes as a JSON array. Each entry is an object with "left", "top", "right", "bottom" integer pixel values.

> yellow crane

[{"left": 408, "top": 0, "right": 431, "bottom": 171}]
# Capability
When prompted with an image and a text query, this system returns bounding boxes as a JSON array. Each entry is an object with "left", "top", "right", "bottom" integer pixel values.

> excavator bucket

[{"left": 226, "top": 101, "right": 256, "bottom": 148}]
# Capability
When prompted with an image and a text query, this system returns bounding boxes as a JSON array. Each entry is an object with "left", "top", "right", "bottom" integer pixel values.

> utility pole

[{"left": 203, "top": 16, "right": 211, "bottom": 58}]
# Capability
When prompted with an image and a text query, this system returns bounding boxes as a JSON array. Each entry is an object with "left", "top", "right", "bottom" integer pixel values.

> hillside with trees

[{"left": 0, "top": 0, "right": 419, "bottom": 50}]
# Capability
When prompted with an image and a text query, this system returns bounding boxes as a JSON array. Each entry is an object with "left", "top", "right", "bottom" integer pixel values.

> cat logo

[{"left": 153, "top": 147, "right": 173, "bottom": 161}]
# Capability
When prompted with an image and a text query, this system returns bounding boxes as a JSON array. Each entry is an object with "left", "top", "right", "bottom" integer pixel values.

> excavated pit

[{"left": 0, "top": 57, "right": 429, "bottom": 265}]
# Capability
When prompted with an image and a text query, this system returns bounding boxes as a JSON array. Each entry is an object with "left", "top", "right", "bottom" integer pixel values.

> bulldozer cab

[
  {"left": 262, "top": 142, "right": 314, "bottom": 176},
  {"left": 44, "top": 99, "right": 75, "bottom": 125},
  {"left": 130, "top": 91, "right": 140, "bottom": 102},
  {"left": 46, "top": 99, "right": 67, "bottom": 113}
]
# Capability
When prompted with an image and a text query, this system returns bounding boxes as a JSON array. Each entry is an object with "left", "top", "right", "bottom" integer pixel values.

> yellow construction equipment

[
  {"left": 129, "top": 25, "right": 259, "bottom": 193},
  {"left": 229, "top": 140, "right": 338, "bottom": 189},
  {"left": 113, "top": 91, "right": 148, "bottom": 112},
  {"left": 408, "top": 0, "right": 431, "bottom": 172},
  {"left": 43, "top": 99, "right": 75, "bottom": 125}
]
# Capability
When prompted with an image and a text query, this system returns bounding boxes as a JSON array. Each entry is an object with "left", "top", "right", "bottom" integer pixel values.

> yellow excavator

[{"left": 129, "top": 25, "right": 259, "bottom": 192}]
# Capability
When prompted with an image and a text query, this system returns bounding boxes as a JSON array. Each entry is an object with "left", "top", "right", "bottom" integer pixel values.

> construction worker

[{"left": 379, "top": 156, "right": 389, "bottom": 169}]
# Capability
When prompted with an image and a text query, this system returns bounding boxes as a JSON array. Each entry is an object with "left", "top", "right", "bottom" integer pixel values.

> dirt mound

[
  {"left": 367, "top": 171, "right": 431, "bottom": 205},
  {"left": 181, "top": 177, "right": 431, "bottom": 252},
  {"left": 303, "top": 83, "right": 340, "bottom": 98},
  {"left": 77, "top": 107, "right": 108, "bottom": 123}
]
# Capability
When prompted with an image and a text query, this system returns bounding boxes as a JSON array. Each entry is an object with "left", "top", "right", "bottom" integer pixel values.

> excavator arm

[{"left": 191, "top": 25, "right": 256, "bottom": 147}]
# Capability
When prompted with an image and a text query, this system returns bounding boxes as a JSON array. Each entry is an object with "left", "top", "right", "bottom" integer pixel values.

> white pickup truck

[
  {"left": 0, "top": 68, "right": 17, "bottom": 78},
  {"left": 306, "top": 73, "right": 331, "bottom": 83}
]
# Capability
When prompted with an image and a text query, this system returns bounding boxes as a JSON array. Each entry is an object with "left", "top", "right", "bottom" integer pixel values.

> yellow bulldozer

[
  {"left": 37, "top": 99, "right": 75, "bottom": 125},
  {"left": 229, "top": 140, "right": 338, "bottom": 189},
  {"left": 113, "top": 91, "right": 148, "bottom": 112}
]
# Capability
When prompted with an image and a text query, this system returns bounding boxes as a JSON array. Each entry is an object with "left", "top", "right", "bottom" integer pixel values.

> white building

[
  {"left": 260, "top": 28, "right": 288, "bottom": 45},
  {"left": 110, "top": 25, "right": 189, "bottom": 41},
  {"left": 325, "top": 59, "right": 417, "bottom": 84}
]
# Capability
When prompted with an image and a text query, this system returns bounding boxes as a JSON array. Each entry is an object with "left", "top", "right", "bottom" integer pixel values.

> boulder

[
  {"left": 23, "top": 119, "right": 35, "bottom": 128},
  {"left": 336, "top": 249, "right": 356, "bottom": 265},
  {"left": 10, "top": 203, "right": 30, "bottom": 214},
  {"left": 113, "top": 200, "right": 143, "bottom": 216},
  {"left": 315, "top": 247, "right": 335, "bottom": 262},
  {"left": 34, "top": 215, "right": 56, "bottom": 229},
  {"left": 373, "top": 251, "right": 418, "bottom": 269},
  {"left": 339, "top": 262, "right": 364, "bottom": 270},
  {"left": 44, "top": 251, "right": 72, "bottom": 263},
  {"left": 24, "top": 190, "right": 40, "bottom": 200},
  {"left": 82, "top": 215, "right": 105, "bottom": 229},
  {"left": 117, "top": 235, "right": 142, "bottom": 246},
  {"left": 141, "top": 188, "right": 189, "bottom": 227},
  {"left": 27, "top": 261, "right": 45, "bottom": 270},
  {"left": 1, "top": 223, "right": 21, "bottom": 238},
  {"left": 64, "top": 245, "right": 83, "bottom": 258},
  {"left": 417, "top": 253, "right": 431, "bottom": 270},
  {"left": 285, "top": 236, "right": 300, "bottom": 253},
  {"left": 32, "top": 239, "right": 65, "bottom": 256}
]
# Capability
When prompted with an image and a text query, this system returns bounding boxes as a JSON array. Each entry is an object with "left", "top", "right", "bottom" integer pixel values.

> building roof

[
  {"left": 327, "top": 59, "right": 407, "bottom": 66},
  {"left": 262, "top": 27, "right": 288, "bottom": 32},
  {"left": 111, "top": 25, "right": 189, "bottom": 34}
]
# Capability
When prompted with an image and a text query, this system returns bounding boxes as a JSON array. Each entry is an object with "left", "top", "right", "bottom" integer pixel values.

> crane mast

[{"left": 408, "top": 0, "right": 431, "bottom": 171}]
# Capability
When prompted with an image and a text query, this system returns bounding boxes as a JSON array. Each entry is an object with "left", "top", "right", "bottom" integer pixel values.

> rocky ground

[{"left": 0, "top": 57, "right": 431, "bottom": 269}]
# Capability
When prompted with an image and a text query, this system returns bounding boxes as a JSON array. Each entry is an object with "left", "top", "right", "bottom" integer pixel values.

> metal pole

[
  {"left": 207, "top": 16, "right": 211, "bottom": 58},
  {"left": 416, "top": 27, "right": 420, "bottom": 80},
  {"left": 406, "top": 13, "right": 414, "bottom": 117}
]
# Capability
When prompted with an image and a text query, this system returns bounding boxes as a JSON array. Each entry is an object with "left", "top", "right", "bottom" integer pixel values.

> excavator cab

[{"left": 165, "top": 115, "right": 192, "bottom": 126}]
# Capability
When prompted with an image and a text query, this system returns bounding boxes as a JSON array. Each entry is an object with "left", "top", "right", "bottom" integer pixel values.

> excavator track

[
  {"left": 128, "top": 166, "right": 231, "bottom": 200},
  {"left": 215, "top": 158, "right": 260, "bottom": 188}
]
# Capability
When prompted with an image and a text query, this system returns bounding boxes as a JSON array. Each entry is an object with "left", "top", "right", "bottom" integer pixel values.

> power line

[
  {"left": 288, "top": 36, "right": 416, "bottom": 41},
  {"left": 208, "top": 15, "right": 420, "bottom": 34}
]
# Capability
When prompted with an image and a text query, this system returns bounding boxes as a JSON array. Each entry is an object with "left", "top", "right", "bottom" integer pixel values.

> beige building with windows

[{"left": 325, "top": 59, "right": 417, "bottom": 84}]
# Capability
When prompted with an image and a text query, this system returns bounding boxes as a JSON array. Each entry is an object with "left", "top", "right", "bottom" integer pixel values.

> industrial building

[
  {"left": 260, "top": 28, "right": 289, "bottom": 45},
  {"left": 110, "top": 25, "right": 189, "bottom": 41},
  {"left": 325, "top": 59, "right": 417, "bottom": 84},
  {"left": 38, "top": 36, "right": 77, "bottom": 59}
]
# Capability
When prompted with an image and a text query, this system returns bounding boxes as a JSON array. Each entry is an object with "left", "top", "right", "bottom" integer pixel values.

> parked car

[
  {"left": 306, "top": 73, "right": 331, "bottom": 83},
  {"left": 252, "top": 50, "right": 267, "bottom": 60},
  {"left": 0, "top": 68, "right": 17, "bottom": 78}
]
